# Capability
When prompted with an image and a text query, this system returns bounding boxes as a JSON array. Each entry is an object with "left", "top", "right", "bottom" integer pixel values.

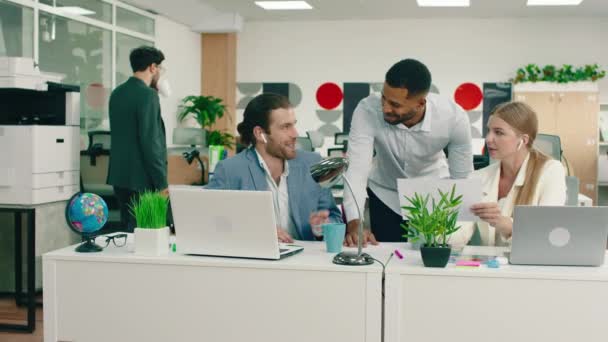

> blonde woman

[{"left": 449, "top": 101, "right": 567, "bottom": 247}]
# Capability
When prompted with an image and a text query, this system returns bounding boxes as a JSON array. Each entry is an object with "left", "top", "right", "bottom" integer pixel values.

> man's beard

[
  {"left": 267, "top": 142, "right": 296, "bottom": 160},
  {"left": 384, "top": 110, "right": 416, "bottom": 125},
  {"left": 150, "top": 74, "right": 160, "bottom": 90}
]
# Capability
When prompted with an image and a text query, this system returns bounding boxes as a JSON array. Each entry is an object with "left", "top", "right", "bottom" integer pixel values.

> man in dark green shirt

[{"left": 107, "top": 46, "right": 168, "bottom": 231}]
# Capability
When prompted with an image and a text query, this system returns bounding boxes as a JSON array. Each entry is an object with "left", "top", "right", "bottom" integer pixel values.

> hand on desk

[
  {"left": 309, "top": 210, "right": 330, "bottom": 236},
  {"left": 276, "top": 227, "right": 294, "bottom": 243},
  {"left": 470, "top": 202, "right": 513, "bottom": 238},
  {"left": 345, "top": 219, "right": 378, "bottom": 247}
]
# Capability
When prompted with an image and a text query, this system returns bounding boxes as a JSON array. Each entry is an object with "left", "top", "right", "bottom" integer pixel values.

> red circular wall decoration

[
  {"left": 454, "top": 82, "right": 483, "bottom": 111},
  {"left": 316, "top": 82, "right": 343, "bottom": 110}
]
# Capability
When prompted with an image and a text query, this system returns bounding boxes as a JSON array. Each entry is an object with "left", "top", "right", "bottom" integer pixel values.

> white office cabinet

[{"left": 0, "top": 126, "right": 80, "bottom": 205}]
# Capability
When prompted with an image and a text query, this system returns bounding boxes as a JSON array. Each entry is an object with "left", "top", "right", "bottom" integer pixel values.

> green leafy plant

[
  {"left": 178, "top": 95, "right": 227, "bottom": 128},
  {"left": 525, "top": 64, "right": 542, "bottom": 82},
  {"left": 512, "top": 64, "right": 606, "bottom": 83},
  {"left": 400, "top": 185, "right": 462, "bottom": 248},
  {"left": 207, "top": 130, "right": 235, "bottom": 149},
  {"left": 129, "top": 191, "right": 168, "bottom": 229},
  {"left": 177, "top": 95, "right": 235, "bottom": 147},
  {"left": 542, "top": 65, "right": 557, "bottom": 82}
]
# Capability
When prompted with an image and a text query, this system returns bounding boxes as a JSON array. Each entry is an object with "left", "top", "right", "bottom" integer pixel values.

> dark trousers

[
  {"left": 114, "top": 186, "right": 138, "bottom": 233},
  {"left": 367, "top": 188, "right": 408, "bottom": 242},
  {"left": 113, "top": 187, "right": 174, "bottom": 233}
]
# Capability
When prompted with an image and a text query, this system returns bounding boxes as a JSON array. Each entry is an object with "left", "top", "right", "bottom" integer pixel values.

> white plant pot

[{"left": 134, "top": 227, "right": 170, "bottom": 256}]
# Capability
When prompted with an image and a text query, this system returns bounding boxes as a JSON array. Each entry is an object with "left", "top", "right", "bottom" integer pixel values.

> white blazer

[{"left": 448, "top": 153, "right": 567, "bottom": 248}]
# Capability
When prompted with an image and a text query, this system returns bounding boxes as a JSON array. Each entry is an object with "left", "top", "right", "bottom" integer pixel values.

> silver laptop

[
  {"left": 169, "top": 186, "right": 304, "bottom": 260},
  {"left": 510, "top": 206, "right": 608, "bottom": 266}
]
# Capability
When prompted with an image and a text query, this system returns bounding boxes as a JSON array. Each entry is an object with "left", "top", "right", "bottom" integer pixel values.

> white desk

[
  {"left": 44, "top": 238, "right": 393, "bottom": 342},
  {"left": 384, "top": 246, "right": 608, "bottom": 342}
]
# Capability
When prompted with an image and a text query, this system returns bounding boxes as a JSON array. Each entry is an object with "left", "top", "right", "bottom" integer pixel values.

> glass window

[
  {"left": 38, "top": 11, "right": 112, "bottom": 141},
  {"left": 116, "top": 7, "right": 154, "bottom": 36},
  {"left": 39, "top": 0, "right": 112, "bottom": 24},
  {"left": 115, "top": 33, "right": 153, "bottom": 86},
  {"left": 0, "top": 0, "right": 34, "bottom": 57}
]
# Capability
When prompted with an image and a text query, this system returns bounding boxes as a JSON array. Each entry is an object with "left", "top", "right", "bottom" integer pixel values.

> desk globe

[{"left": 65, "top": 192, "right": 109, "bottom": 252}]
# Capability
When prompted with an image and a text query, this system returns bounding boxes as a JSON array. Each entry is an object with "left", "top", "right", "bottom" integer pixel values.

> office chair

[
  {"left": 86, "top": 130, "right": 111, "bottom": 166},
  {"left": 295, "top": 137, "right": 314, "bottom": 152},
  {"left": 532, "top": 134, "right": 579, "bottom": 204},
  {"left": 473, "top": 154, "right": 490, "bottom": 170},
  {"left": 80, "top": 130, "right": 121, "bottom": 229},
  {"left": 533, "top": 134, "right": 562, "bottom": 161}
]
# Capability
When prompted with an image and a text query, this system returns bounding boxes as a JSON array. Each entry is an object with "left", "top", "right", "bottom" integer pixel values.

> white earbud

[
  {"left": 517, "top": 138, "right": 523, "bottom": 151},
  {"left": 261, "top": 133, "right": 268, "bottom": 144}
]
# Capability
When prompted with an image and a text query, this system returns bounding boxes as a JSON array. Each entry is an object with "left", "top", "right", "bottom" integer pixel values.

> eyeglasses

[{"left": 99, "top": 233, "right": 128, "bottom": 248}]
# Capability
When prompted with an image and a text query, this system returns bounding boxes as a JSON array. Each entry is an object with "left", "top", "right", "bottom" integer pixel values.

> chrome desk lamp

[{"left": 310, "top": 157, "right": 373, "bottom": 266}]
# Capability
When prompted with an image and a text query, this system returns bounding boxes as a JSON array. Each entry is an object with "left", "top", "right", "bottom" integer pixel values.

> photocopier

[{"left": 0, "top": 57, "right": 80, "bottom": 205}]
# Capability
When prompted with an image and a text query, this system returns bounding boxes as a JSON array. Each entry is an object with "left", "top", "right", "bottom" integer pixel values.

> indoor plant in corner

[
  {"left": 130, "top": 191, "right": 170, "bottom": 256},
  {"left": 401, "top": 185, "right": 462, "bottom": 268},
  {"left": 177, "top": 95, "right": 235, "bottom": 148}
]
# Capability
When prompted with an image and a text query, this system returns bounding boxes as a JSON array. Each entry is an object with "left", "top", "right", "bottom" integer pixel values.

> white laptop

[
  {"left": 510, "top": 206, "right": 608, "bottom": 266},
  {"left": 169, "top": 186, "right": 304, "bottom": 260}
]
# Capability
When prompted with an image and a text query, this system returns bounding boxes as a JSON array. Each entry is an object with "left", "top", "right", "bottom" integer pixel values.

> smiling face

[
  {"left": 381, "top": 83, "right": 427, "bottom": 126},
  {"left": 485, "top": 115, "right": 528, "bottom": 160},
  {"left": 263, "top": 107, "right": 298, "bottom": 160}
]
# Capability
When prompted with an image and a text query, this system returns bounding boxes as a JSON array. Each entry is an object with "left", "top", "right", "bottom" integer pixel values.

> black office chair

[
  {"left": 444, "top": 144, "right": 490, "bottom": 170},
  {"left": 80, "top": 130, "right": 121, "bottom": 230}
]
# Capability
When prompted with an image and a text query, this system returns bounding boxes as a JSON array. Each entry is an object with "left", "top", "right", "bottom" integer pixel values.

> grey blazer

[{"left": 207, "top": 148, "right": 342, "bottom": 240}]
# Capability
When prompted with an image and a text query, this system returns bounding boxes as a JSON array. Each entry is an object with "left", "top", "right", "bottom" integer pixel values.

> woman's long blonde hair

[{"left": 490, "top": 101, "right": 551, "bottom": 206}]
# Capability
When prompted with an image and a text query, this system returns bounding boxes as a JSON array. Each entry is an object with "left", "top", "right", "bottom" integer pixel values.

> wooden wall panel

[{"left": 201, "top": 33, "right": 236, "bottom": 136}]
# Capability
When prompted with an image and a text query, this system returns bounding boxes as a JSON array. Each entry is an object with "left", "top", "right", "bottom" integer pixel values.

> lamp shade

[
  {"left": 310, "top": 157, "right": 349, "bottom": 189},
  {"left": 309, "top": 156, "right": 372, "bottom": 266}
]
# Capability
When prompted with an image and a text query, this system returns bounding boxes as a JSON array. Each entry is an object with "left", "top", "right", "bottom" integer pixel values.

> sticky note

[{"left": 456, "top": 260, "right": 480, "bottom": 267}]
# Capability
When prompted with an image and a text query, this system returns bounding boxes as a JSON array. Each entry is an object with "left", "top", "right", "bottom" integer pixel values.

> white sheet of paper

[{"left": 397, "top": 177, "right": 483, "bottom": 221}]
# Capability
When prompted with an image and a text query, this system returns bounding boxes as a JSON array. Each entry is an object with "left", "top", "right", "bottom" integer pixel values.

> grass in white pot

[
  {"left": 130, "top": 191, "right": 168, "bottom": 229},
  {"left": 130, "top": 191, "right": 170, "bottom": 255}
]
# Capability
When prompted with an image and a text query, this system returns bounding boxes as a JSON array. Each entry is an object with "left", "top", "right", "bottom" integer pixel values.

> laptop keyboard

[{"left": 279, "top": 248, "right": 289, "bottom": 253}]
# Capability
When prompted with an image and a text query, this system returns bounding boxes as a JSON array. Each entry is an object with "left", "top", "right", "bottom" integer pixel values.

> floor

[{"left": 0, "top": 297, "right": 43, "bottom": 342}]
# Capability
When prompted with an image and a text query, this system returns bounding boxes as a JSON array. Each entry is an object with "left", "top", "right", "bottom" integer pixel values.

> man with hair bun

[{"left": 207, "top": 93, "right": 342, "bottom": 242}]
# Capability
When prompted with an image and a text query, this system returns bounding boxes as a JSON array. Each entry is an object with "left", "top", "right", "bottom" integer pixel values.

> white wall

[
  {"left": 237, "top": 18, "right": 608, "bottom": 152},
  {"left": 155, "top": 15, "right": 201, "bottom": 147}
]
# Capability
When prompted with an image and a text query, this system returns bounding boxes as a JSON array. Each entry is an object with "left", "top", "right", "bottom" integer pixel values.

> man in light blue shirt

[{"left": 343, "top": 59, "right": 473, "bottom": 244}]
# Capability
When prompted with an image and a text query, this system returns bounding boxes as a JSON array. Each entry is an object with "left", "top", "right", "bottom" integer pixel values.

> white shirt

[
  {"left": 343, "top": 93, "right": 473, "bottom": 221},
  {"left": 447, "top": 153, "right": 567, "bottom": 248},
  {"left": 255, "top": 150, "right": 298, "bottom": 239}
]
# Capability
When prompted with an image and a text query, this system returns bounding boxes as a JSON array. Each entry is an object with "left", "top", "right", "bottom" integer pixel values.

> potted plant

[
  {"left": 401, "top": 185, "right": 462, "bottom": 268},
  {"left": 511, "top": 63, "right": 606, "bottom": 83},
  {"left": 177, "top": 95, "right": 235, "bottom": 148},
  {"left": 130, "top": 191, "right": 170, "bottom": 256}
]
